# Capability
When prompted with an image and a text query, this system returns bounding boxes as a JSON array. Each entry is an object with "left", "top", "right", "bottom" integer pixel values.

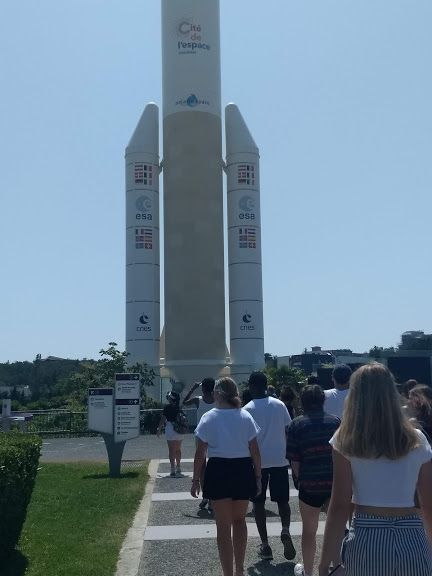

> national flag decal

[
  {"left": 237, "top": 164, "right": 255, "bottom": 186},
  {"left": 134, "top": 163, "right": 153, "bottom": 186},
  {"left": 135, "top": 228, "right": 153, "bottom": 249},
  {"left": 238, "top": 227, "right": 256, "bottom": 249}
]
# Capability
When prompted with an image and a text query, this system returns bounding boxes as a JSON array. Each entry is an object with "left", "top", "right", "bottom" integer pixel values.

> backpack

[{"left": 172, "top": 408, "right": 189, "bottom": 434}]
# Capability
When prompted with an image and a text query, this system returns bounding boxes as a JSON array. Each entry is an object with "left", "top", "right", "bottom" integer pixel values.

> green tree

[
  {"left": 369, "top": 346, "right": 396, "bottom": 358},
  {"left": 67, "top": 343, "right": 155, "bottom": 407},
  {"left": 265, "top": 365, "right": 305, "bottom": 395}
]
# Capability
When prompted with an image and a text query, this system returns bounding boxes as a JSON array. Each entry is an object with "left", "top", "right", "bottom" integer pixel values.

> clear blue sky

[{"left": 1, "top": 0, "right": 431, "bottom": 363}]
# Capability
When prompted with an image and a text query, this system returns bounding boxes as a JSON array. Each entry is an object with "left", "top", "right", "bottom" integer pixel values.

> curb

[{"left": 115, "top": 458, "right": 159, "bottom": 576}]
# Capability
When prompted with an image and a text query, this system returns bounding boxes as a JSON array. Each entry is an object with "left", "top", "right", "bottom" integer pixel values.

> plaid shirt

[{"left": 286, "top": 410, "right": 340, "bottom": 494}]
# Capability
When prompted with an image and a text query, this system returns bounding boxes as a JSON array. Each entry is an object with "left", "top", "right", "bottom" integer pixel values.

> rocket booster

[
  {"left": 125, "top": 104, "right": 160, "bottom": 368},
  {"left": 226, "top": 104, "right": 264, "bottom": 369}
]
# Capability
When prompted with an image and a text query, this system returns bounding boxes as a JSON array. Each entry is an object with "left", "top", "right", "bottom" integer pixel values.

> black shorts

[
  {"left": 299, "top": 489, "right": 331, "bottom": 509},
  {"left": 203, "top": 457, "right": 257, "bottom": 501},
  {"left": 251, "top": 466, "right": 290, "bottom": 504}
]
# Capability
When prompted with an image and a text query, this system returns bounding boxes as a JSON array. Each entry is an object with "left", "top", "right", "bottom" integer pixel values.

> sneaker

[
  {"left": 281, "top": 528, "right": 296, "bottom": 560},
  {"left": 293, "top": 564, "right": 305, "bottom": 576},
  {"left": 175, "top": 470, "right": 184, "bottom": 478},
  {"left": 169, "top": 471, "right": 176, "bottom": 477},
  {"left": 257, "top": 543, "right": 273, "bottom": 560},
  {"left": 199, "top": 498, "right": 208, "bottom": 510}
]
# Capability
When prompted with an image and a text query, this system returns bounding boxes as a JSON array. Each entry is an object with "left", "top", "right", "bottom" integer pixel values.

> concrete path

[{"left": 135, "top": 458, "right": 326, "bottom": 576}]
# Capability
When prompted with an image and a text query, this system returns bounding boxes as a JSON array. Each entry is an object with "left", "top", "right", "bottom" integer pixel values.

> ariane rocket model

[{"left": 125, "top": 0, "right": 264, "bottom": 389}]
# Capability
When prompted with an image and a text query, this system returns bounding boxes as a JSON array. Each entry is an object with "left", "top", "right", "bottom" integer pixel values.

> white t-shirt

[
  {"left": 243, "top": 396, "right": 292, "bottom": 468},
  {"left": 195, "top": 408, "right": 260, "bottom": 459},
  {"left": 196, "top": 396, "right": 215, "bottom": 423},
  {"left": 330, "top": 429, "right": 432, "bottom": 507},
  {"left": 324, "top": 388, "right": 349, "bottom": 419}
]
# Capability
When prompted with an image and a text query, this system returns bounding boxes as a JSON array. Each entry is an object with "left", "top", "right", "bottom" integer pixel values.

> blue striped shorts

[{"left": 342, "top": 514, "right": 432, "bottom": 576}]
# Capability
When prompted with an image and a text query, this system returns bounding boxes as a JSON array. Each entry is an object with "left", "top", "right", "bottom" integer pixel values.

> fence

[{"left": 0, "top": 408, "right": 198, "bottom": 437}]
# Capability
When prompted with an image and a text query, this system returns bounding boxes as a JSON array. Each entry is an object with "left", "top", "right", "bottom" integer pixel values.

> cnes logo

[
  {"left": 137, "top": 314, "right": 151, "bottom": 332},
  {"left": 241, "top": 313, "right": 255, "bottom": 331}
]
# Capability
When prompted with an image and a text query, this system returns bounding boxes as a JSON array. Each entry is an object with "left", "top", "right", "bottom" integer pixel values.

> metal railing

[{"left": 1, "top": 408, "right": 198, "bottom": 437}]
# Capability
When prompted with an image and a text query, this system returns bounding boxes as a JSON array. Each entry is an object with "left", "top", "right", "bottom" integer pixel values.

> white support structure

[
  {"left": 225, "top": 104, "right": 264, "bottom": 370},
  {"left": 125, "top": 104, "right": 160, "bottom": 370}
]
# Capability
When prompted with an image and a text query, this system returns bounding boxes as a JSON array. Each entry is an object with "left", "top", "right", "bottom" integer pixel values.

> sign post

[
  {"left": 1, "top": 399, "right": 11, "bottom": 432},
  {"left": 88, "top": 388, "right": 114, "bottom": 434},
  {"left": 114, "top": 374, "right": 140, "bottom": 443},
  {"left": 87, "top": 374, "right": 141, "bottom": 478}
]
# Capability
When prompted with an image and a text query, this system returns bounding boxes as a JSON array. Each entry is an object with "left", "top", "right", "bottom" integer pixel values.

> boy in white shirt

[
  {"left": 324, "top": 364, "right": 352, "bottom": 419},
  {"left": 244, "top": 371, "right": 295, "bottom": 561}
]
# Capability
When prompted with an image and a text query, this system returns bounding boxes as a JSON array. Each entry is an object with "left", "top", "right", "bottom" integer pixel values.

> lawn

[{"left": 1, "top": 462, "right": 149, "bottom": 576}]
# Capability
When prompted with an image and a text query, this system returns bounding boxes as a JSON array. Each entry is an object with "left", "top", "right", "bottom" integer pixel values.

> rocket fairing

[
  {"left": 125, "top": 104, "right": 160, "bottom": 368},
  {"left": 125, "top": 0, "right": 264, "bottom": 386}
]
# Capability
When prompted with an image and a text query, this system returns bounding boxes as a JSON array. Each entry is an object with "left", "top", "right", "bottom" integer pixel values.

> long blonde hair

[{"left": 336, "top": 363, "right": 419, "bottom": 459}]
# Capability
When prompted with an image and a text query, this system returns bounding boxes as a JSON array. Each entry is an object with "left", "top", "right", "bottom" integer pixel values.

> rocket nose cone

[
  {"left": 126, "top": 103, "right": 159, "bottom": 154},
  {"left": 225, "top": 104, "right": 258, "bottom": 156}
]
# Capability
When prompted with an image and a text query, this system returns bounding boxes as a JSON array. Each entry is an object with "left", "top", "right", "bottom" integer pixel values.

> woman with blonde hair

[
  {"left": 191, "top": 377, "right": 261, "bottom": 576},
  {"left": 319, "top": 363, "right": 432, "bottom": 576}
]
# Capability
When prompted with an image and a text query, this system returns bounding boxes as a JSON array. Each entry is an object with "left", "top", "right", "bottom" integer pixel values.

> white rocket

[{"left": 125, "top": 0, "right": 264, "bottom": 387}]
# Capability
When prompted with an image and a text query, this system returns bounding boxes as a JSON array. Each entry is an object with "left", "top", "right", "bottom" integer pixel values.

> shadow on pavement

[
  {"left": 82, "top": 472, "right": 140, "bottom": 480},
  {"left": 182, "top": 509, "right": 215, "bottom": 520},
  {"left": 246, "top": 509, "right": 279, "bottom": 518},
  {"left": 247, "top": 560, "right": 295, "bottom": 575},
  {"left": 0, "top": 550, "right": 28, "bottom": 576}
]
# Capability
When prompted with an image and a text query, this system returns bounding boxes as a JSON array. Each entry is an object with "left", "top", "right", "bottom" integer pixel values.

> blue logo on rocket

[
  {"left": 176, "top": 94, "right": 210, "bottom": 108},
  {"left": 187, "top": 94, "right": 199, "bottom": 107}
]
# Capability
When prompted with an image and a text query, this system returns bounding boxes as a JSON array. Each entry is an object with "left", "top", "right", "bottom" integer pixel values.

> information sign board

[
  {"left": 88, "top": 388, "right": 113, "bottom": 434},
  {"left": 2, "top": 399, "right": 11, "bottom": 418},
  {"left": 114, "top": 374, "right": 140, "bottom": 443}
]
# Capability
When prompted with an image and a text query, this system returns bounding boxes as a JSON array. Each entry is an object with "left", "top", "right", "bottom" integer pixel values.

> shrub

[{"left": 0, "top": 433, "right": 42, "bottom": 559}]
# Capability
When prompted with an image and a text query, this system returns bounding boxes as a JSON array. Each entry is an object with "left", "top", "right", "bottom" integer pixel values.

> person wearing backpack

[{"left": 157, "top": 390, "right": 184, "bottom": 477}]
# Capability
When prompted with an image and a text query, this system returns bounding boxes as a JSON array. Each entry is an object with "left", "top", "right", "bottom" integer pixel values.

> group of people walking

[{"left": 157, "top": 364, "right": 432, "bottom": 576}]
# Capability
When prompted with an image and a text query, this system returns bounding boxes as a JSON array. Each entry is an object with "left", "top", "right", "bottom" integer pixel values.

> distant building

[{"left": 278, "top": 335, "right": 432, "bottom": 387}]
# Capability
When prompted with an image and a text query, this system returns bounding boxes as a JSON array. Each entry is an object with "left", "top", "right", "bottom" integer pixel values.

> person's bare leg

[
  {"left": 174, "top": 440, "right": 182, "bottom": 469},
  {"left": 277, "top": 500, "right": 291, "bottom": 530},
  {"left": 167, "top": 441, "right": 176, "bottom": 473},
  {"left": 299, "top": 500, "right": 320, "bottom": 576},
  {"left": 232, "top": 500, "right": 249, "bottom": 576},
  {"left": 253, "top": 501, "right": 268, "bottom": 544},
  {"left": 212, "top": 499, "right": 234, "bottom": 576}
]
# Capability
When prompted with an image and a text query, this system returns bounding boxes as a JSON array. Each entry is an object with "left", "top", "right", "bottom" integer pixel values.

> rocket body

[
  {"left": 125, "top": 0, "right": 264, "bottom": 389},
  {"left": 162, "top": 0, "right": 226, "bottom": 382}
]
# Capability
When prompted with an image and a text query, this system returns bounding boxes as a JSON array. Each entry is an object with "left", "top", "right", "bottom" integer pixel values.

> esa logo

[
  {"left": 238, "top": 196, "right": 255, "bottom": 221},
  {"left": 241, "top": 313, "right": 255, "bottom": 331},
  {"left": 135, "top": 196, "right": 152, "bottom": 221},
  {"left": 137, "top": 314, "right": 151, "bottom": 332}
]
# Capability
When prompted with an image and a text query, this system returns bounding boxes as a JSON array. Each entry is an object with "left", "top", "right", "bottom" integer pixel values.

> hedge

[{"left": 0, "top": 432, "right": 42, "bottom": 559}]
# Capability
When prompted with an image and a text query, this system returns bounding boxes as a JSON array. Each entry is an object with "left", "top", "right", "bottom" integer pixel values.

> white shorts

[{"left": 165, "top": 421, "right": 183, "bottom": 442}]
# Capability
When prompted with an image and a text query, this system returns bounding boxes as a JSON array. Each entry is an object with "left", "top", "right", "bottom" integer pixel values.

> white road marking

[
  {"left": 156, "top": 471, "right": 194, "bottom": 478},
  {"left": 152, "top": 489, "right": 299, "bottom": 501},
  {"left": 159, "top": 459, "right": 194, "bottom": 464},
  {"left": 144, "top": 521, "right": 325, "bottom": 541}
]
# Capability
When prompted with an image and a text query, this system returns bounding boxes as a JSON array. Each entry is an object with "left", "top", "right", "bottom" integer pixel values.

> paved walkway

[{"left": 136, "top": 458, "right": 325, "bottom": 576}]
